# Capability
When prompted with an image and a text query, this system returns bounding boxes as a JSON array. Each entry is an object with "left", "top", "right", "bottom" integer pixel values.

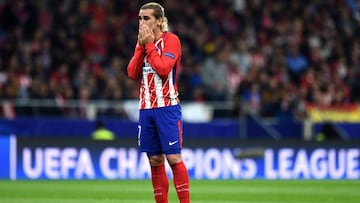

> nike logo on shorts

[{"left": 168, "top": 140, "right": 178, "bottom": 146}]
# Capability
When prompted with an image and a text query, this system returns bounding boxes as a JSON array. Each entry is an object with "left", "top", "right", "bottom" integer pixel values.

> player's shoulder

[{"left": 164, "top": 31, "right": 180, "bottom": 42}]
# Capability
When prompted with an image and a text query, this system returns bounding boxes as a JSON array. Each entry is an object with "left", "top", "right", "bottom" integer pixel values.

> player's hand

[
  {"left": 138, "top": 24, "right": 154, "bottom": 46},
  {"left": 137, "top": 30, "right": 144, "bottom": 46}
]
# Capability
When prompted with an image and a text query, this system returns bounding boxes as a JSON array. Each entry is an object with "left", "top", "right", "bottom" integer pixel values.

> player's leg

[
  {"left": 148, "top": 153, "right": 169, "bottom": 203},
  {"left": 167, "top": 154, "right": 190, "bottom": 203},
  {"left": 139, "top": 109, "right": 169, "bottom": 203},
  {"left": 154, "top": 105, "right": 190, "bottom": 203}
]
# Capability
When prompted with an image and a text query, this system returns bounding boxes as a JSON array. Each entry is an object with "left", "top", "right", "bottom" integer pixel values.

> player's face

[{"left": 138, "top": 9, "right": 161, "bottom": 32}]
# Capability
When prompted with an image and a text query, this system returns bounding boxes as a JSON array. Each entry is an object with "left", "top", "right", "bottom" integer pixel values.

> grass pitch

[{"left": 0, "top": 179, "right": 359, "bottom": 203}]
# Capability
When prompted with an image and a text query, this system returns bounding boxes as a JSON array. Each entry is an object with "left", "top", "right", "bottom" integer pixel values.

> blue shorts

[{"left": 138, "top": 104, "right": 183, "bottom": 156}]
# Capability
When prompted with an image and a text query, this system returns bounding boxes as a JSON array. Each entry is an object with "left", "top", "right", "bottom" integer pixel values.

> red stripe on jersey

[
  {"left": 148, "top": 73, "right": 157, "bottom": 109},
  {"left": 140, "top": 84, "right": 144, "bottom": 109}
]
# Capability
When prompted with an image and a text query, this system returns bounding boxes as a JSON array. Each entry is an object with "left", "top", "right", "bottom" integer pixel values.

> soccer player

[{"left": 127, "top": 2, "right": 190, "bottom": 203}]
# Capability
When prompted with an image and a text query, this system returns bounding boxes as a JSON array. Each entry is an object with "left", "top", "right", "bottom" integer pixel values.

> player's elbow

[
  {"left": 127, "top": 69, "right": 139, "bottom": 80},
  {"left": 155, "top": 65, "right": 172, "bottom": 77},
  {"left": 127, "top": 73, "right": 138, "bottom": 80},
  {"left": 156, "top": 69, "right": 170, "bottom": 78}
]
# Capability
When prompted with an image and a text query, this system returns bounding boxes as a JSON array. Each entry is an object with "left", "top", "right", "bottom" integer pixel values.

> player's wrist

[
  {"left": 136, "top": 43, "right": 145, "bottom": 51},
  {"left": 145, "top": 42, "right": 155, "bottom": 50}
]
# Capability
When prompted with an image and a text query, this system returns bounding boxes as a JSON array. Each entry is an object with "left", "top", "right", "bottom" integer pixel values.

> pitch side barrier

[
  {"left": 0, "top": 136, "right": 359, "bottom": 180},
  {"left": 2, "top": 118, "right": 360, "bottom": 140},
  {"left": 0, "top": 117, "right": 304, "bottom": 139}
]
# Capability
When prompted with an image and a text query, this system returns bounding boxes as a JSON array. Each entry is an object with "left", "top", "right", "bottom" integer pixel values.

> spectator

[
  {"left": 201, "top": 44, "right": 231, "bottom": 101},
  {"left": 91, "top": 120, "right": 115, "bottom": 140},
  {"left": 286, "top": 45, "right": 309, "bottom": 83},
  {"left": 0, "top": 0, "right": 358, "bottom": 121}
]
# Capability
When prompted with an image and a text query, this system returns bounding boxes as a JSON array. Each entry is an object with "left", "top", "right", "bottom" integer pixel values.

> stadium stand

[{"left": 0, "top": 0, "right": 359, "bottom": 122}]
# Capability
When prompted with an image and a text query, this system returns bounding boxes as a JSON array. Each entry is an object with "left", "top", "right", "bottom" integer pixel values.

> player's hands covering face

[{"left": 138, "top": 24, "right": 154, "bottom": 46}]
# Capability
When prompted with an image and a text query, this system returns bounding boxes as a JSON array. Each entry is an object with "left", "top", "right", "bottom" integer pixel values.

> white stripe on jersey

[
  {"left": 155, "top": 38, "right": 164, "bottom": 55},
  {"left": 154, "top": 74, "right": 164, "bottom": 107},
  {"left": 168, "top": 70, "right": 177, "bottom": 106}
]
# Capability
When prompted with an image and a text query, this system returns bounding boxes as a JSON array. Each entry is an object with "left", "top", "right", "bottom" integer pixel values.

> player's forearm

[
  {"left": 127, "top": 44, "right": 145, "bottom": 80},
  {"left": 145, "top": 43, "right": 176, "bottom": 77}
]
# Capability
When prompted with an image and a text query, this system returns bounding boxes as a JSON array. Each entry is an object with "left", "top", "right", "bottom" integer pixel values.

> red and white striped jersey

[{"left": 127, "top": 32, "right": 182, "bottom": 109}]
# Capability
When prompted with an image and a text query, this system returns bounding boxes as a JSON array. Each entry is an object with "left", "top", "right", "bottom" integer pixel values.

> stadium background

[{"left": 0, "top": 0, "right": 359, "bottom": 181}]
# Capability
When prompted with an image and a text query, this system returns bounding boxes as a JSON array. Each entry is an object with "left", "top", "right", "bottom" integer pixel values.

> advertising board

[{"left": 1, "top": 138, "right": 358, "bottom": 180}]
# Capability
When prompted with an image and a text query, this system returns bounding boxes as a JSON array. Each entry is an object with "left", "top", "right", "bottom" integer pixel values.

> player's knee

[
  {"left": 166, "top": 154, "right": 182, "bottom": 166},
  {"left": 149, "top": 154, "right": 165, "bottom": 167}
]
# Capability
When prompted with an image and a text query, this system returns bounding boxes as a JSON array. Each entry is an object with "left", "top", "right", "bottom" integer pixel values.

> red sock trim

[
  {"left": 171, "top": 162, "right": 190, "bottom": 203},
  {"left": 151, "top": 165, "right": 169, "bottom": 203}
]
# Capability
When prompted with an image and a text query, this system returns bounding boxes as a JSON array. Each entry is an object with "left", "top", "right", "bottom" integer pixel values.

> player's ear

[{"left": 157, "top": 18, "right": 163, "bottom": 27}]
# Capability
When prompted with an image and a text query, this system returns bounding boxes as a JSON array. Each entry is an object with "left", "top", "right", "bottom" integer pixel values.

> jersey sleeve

[
  {"left": 127, "top": 43, "right": 145, "bottom": 80},
  {"left": 145, "top": 34, "right": 181, "bottom": 78}
]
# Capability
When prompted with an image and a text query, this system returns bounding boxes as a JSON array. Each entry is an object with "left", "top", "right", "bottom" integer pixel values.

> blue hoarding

[
  {"left": 0, "top": 135, "right": 15, "bottom": 180},
  {"left": 0, "top": 137, "right": 358, "bottom": 180}
]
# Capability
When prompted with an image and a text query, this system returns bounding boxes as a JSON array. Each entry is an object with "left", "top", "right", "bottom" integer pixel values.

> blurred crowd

[{"left": 0, "top": 0, "right": 360, "bottom": 120}]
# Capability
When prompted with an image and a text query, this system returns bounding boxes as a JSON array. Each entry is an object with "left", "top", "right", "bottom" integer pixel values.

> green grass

[{"left": 0, "top": 180, "right": 359, "bottom": 203}]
